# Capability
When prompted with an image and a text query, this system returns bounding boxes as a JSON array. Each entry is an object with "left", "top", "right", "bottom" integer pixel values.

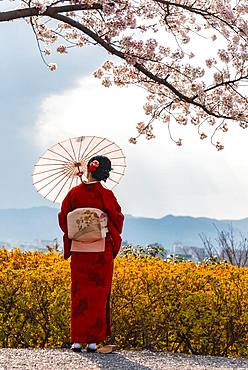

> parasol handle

[{"left": 75, "top": 164, "right": 84, "bottom": 183}]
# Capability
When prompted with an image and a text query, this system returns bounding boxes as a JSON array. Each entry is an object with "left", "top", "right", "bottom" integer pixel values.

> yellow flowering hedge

[{"left": 0, "top": 249, "right": 247, "bottom": 357}]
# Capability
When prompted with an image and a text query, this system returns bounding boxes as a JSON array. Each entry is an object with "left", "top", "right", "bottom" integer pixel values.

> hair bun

[{"left": 87, "top": 155, "right": 112, "bottom": 182}]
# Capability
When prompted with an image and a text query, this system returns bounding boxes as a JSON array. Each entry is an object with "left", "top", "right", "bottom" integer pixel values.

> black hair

[{"left": 87, "top": 155, "right": 112, "bottom": 182}]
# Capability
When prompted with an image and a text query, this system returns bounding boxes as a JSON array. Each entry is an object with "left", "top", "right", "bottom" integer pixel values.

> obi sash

[{"left": 67, "top": 208, "right": 108, "bottom": 253}]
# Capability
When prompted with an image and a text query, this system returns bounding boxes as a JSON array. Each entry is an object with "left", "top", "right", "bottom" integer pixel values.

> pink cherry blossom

[
  {"left": 57, "top": 45, "right": 67, "bottom": 54},
  {"left": 48, "top": 63, "right": 57, "bottom": 71},
  {"left": 1, "top": 0, "right": 248, "bottom": 149}
]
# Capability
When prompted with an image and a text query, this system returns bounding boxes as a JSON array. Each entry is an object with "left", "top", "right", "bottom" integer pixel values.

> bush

[
  {"left": 0, "top": 249, "right": 70, "bottom": 348},
  {"left": 0, "top": 248, "right": 247, "bottom": 357},
  {"left": 111, "top": 257, "right": 248, "bottom": 357}
]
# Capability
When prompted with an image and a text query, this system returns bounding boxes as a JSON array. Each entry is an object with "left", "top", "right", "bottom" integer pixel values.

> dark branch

[{"left": 0, "top": 4, "right": 102, "bottom": 23}]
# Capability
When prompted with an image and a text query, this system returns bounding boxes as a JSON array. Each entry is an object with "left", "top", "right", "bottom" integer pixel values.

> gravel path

[{"left": 0, "top": 349, "right": 248, "bottom": 370}]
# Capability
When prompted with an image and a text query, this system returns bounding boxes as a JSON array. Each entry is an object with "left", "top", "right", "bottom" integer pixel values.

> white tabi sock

[
  {"left": 71, "top": 343, "right": 82, "bottom": 350},
  {"left": 88, "top": 343, "right": 97, "bottom": 350}
]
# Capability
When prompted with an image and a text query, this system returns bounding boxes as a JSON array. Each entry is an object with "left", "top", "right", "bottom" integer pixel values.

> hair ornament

[{"left": 89, "top": 160, "right": 100, "bottom": 172}]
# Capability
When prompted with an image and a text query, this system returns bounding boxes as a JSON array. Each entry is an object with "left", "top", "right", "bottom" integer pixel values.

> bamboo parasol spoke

[
  {"left": 33, "top": 167, "right": 66, "bottom": 175},
  {"left": 77, "top": 136, "right": 84, "bottom": 162},
  {"left": 53, "top": 170, "right": 75, "bottom": 202},
  {"left": 36, "top": 167, "right": 73, "bottom": 193},
  {"left": 69, "top": 138, "right": 77, "bottom": 161},
  {"left": 40, "top": 157, "right": 70, "bottom": 164},
  {"left": 34, "top": 163, "right": 67, "bottom": 167},
  {"left": 81, "top": 137, "right": 105, "bottom": 161},
  {"left": 100, "top": 148, "right": 123, "bottom": 157},
  {"left": 58, "top": 143, "right": 75, "bottom": 161},
  {"left": 33, "top": 168, "right": 68, "bottom": 185},
  {"left": 111, "top": 170, "right": 125, "bottom": 176},
  {"left": 67, "top": 173, "right": 76, "bottom": 195},
  {"left": 48, "top": 148, "right": 73, "bottom": 163},
  {"left": 80, "top": 136, "right": 94, "bottom": 161},
  {"left": 44, "top": 168, "right": 75, "bottom": 199},
  {"left": 108, "top": 177, "right": 119, "bottom": 184},
  {"left": 83, "top": 142, "right": 115, "bottom": 162}
]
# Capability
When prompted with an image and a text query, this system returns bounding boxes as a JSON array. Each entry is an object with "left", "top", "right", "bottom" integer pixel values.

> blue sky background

[{"left": 0, "top": 18, "right": 105, "bottom": 208}]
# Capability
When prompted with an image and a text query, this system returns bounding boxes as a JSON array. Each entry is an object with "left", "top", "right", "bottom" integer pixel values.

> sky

[{"left": 1, "top": 14, "right": 248, "bottom": 220}]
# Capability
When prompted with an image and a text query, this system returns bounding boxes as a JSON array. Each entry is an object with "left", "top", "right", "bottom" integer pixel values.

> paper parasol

[{"left": 32, "top": 136, "right": 126, "bottom": 203}]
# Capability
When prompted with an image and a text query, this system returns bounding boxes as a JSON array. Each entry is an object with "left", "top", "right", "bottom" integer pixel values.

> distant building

[
  {"left": 19, "top": 242, "right": 47, "bottom": 252},
  {"left": 0, "top": 241, "right": 11, "bottom": 250},
  {"left": 3, "top": 239, "right": 57, "bottom": 252},
  {"left": 172, "top": 243, "right": 207, "bottom": 262}
]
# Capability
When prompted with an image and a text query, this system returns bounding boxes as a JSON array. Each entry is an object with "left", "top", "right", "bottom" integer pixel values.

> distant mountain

[
  {"left": 0, "top": 207, "right": 248, "bottom": 249},
  {"left": 0, "top": 207, "right": 60, "bottom": 243}
]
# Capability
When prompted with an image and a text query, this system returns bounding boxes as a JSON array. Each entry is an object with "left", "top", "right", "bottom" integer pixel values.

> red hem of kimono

[{"left": 70, "top": 249, "right": 113, "bottom": 344}]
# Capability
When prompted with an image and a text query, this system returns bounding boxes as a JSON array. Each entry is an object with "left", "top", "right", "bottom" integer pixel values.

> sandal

[{"left": 97, "top": 345, "right": 116, "bottom": 354}]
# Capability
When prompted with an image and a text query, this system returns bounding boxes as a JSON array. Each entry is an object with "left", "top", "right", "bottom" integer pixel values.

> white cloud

[{"left": 34, "top": 76, "right": 248, "bottom": 220}]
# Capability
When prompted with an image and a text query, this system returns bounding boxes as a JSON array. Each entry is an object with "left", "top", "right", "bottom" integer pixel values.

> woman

[{"left": 58, "top": 155, "right": 124, "bottom": 352}]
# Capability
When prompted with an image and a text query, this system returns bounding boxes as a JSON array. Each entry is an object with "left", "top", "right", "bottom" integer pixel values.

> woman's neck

[{"left": 87, "top": 173, "right": 98, "bottom": 183}]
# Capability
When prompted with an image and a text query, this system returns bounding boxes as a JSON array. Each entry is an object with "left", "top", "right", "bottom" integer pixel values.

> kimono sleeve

[
  {"left": 104, "top": 190, "right": 124, "bottom": 257},
  {"left": 58, "top": 190, "right": 73, "bottom": 260},
  {"left": 109, "top": 193, "right": 124, "bottom": 233}
]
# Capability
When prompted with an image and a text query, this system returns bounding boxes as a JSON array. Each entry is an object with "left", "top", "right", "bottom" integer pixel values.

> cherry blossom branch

[
  {"left": 0, "top": 3, "right": 103, "bottom": 22},
  {"left": 154, "top": 0, "right": 247, "bottom": 39},
  {"left": 200, "top": 74, "right": 248, "bottom": 96},
  {"left": 48, "top": 11, "right": 244, "bottom": 123},
  {"left": 30, "top": 16, "right": 50, "bottom": 68},
  {"left": 1, "top": 0, "right": 247, "bottom": 148},
  {"left": 210, "top": 119, "right": 226, "bottom": 150}
]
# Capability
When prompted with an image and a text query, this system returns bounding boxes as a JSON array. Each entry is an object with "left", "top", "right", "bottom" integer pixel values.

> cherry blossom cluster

[{"left": 4, "top": 0, "right": 248, "bottom": 148}]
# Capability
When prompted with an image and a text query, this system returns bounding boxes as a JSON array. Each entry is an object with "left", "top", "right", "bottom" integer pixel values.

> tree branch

[{"left": 0, "top": 4, "right": 102, "bottom": 23}]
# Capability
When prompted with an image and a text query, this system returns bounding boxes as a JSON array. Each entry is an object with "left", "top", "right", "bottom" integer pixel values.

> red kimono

[{"left": 58, "top": 181, "right": 124, "bottom": 344}]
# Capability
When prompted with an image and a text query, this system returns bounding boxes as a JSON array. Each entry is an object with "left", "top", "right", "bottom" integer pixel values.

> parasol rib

[
  {"left": 40, "top": 157, "right": 70, "bottom": 164},
  {"left": 33, "top": 167, "right": 66, "bottom": 175},
  {"left": 108, "top": 177, "right": 119, "bottom": 184},
  {"left": 83, "top": 142, "right": 114, "bottom": 161},
  {"left": 77, "top": 137, "right": 84, "bottom": 162},
  {"left": 80, "top": 136, "right": 95, "bottom": 161},
  {"left": 99, "top": 148, "right": 122, "bottom": 156},
  {"left": 53, "top": 169, "right": 75, "bottom": 202},
  {"left": 68, "top": 173, "right": 76, "bottom": 194},
  {"left": 33, "top": 168, "right": 68, "bottom": 185},
  {"left": 48, "top": 148, "right": 74, "bottom": 162},
  {"left": 44, "top": 168, "right": 74, "bottom": 198},
  {"left": 34, "top": 163, "right": 68, "bottom": 167},
  {"left": 36, "top": 168, "right": 73, "bottom": 193},
  {"left": 58, "top": 143, "right": 75, "bottom": 161},
  {"left": 111, "top": 170, "right": 125, "bottom": 176},
  {"left": 69, "top": 138, "right": 77, "bottom": 162},
  {"left": 81, "top": 137, "right": 105, "bottom": 161}
]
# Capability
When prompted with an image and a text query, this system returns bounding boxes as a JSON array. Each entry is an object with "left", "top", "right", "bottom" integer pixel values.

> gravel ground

[{"left": 0, "top": 349, "right": 248, "bottom": 370}]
